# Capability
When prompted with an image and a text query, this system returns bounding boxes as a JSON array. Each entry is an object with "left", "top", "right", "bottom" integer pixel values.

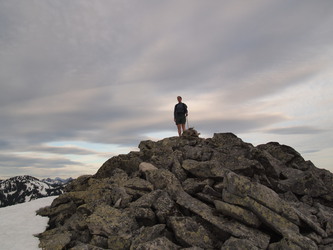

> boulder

[
  {"left": 222, "top": 237, "right": 259, "bottom": 250},
  {"left": 86, "top": 205, "right": 138, "bottom": 237},
  {"left": 134, "top": 236, "right": 180, "bottom": 250},
  {"left": 168, "top": 216, "right": 215, "bottom": 248},
  {"left": 214, "top": 200, "right": 261, "bottom": 228}
]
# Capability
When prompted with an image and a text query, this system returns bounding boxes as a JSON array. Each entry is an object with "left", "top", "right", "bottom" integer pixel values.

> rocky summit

[{"left": 37, "top": 132, "right": 333, "bottom": 249}]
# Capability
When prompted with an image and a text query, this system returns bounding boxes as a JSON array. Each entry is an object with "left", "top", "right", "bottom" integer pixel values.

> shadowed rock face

[{"left": 37, "top": 132, "right": 333, "bottom": 249}]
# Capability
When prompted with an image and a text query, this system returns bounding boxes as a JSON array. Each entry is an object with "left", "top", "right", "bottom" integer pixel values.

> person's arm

[{"left": 184, "top": 104, "right": 188, "bottom": 116}]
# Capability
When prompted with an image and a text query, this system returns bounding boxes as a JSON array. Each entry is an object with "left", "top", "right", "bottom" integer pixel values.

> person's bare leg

[
  {"left": 181, "top": 124, "right": 186, "bottom": 134},
  {"left": 177, "top": 124, "right": 182, "bottom": 136}
]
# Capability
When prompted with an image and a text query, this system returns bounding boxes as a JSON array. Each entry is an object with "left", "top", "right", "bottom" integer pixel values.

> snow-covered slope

[
  {"left": 0, "top": 175, "right": 66, "bottom": 207},
  {"left": 0, "top": 196, "right": 56, "bottom": 250},
  {"left": 42, "top": 177, "right": 73, "bottom": 186}
]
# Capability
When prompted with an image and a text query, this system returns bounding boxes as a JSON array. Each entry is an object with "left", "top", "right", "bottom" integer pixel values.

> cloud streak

[{"left": 0, "top": 0, "right": 333, "bottom": 177}]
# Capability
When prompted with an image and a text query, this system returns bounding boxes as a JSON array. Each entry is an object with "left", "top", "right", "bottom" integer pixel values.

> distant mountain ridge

[
  {"left": 0, "top": 175, "right": 72, "bottom": 207},
  {"left": 42, "top": 177, "right": 73, "bottom": 186}
]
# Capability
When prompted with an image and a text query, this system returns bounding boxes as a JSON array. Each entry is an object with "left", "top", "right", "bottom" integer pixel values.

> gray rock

[
  {"left": 223, "top": 171, "right": 300, "bottom": 225},
  {"left": 70, "top": 243, "right": 106, "bottom": 250},
  {"left": 268, "top": 238, "right": 302, "bottom": 250},
  {"left": 86, "top": 205, "right": 138, "bottom": 237},
  {"left": 222, "top": 237, "right": 259, "bottom": 250},
  {"left": 124, "top": 177, "right": 154, "bottom": 192},
  {"left": 202, "top": 185, "right": 222, "bottom": 198},
  {"left": 182, "top": 159, "right": 227, "bottom": 178},
  {"left": 278, "top": 172, "right": 329, "bottom": 197},
  {"left": 134, "top": 236, "right": 180, "bottom": 250},
  {"left": 95, "top": 151, "right": 142, "bottom": 178},
  {"left": 144, "top": 168, "right": 183, "bottom": 199},
  {"left": 292, "top": 206, "right": 327, "bottom": 238},
  {"left": 129, "top": 206, "right": 156, "bottom": 226},
  {"left": 176, "top": 191, "right": 270, "bottom": 249},
  {"left": 244, "top": 196, "right": 300, "bottom": 236},
  {"left": 37, "top": 132, "right": 333, "bottom": 250},
  {"left": 152, "top": 191, "right": 176, "bottom": 223},
  {"left": 326, "top": 219, "right": 333, "bottom": 237},
  {"left": 129, "top": 189, "right": 163, "bottom": 208},
  {"left": 130, "top": 224, "right": 166, "bottom": 249},
  {"left": 168, "top": 216, "right": 215, "bottom": 249},
  {"left": 171, "top": 155, "right": 188, "bottom": 182},
  {"left": 183, "top": 145, "right": 213, "bottom": 161},
  {"left": 214, "top": 200, "right": 261, "bottom": 228},
  {"left": 38, "top": 229, "right": 72, "bottom": 250},
  {"left": 139, "top": 162, "right": 158, "bottom": 173},
  {"left": 182, "top": 128, "right": 200, "bottom": 138},
  {"left": 182, "top": 178, "right": 214, "bottom": 195}
]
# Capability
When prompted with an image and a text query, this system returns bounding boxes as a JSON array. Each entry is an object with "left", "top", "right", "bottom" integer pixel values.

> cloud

[
  {"left": 26, "top": 145, "right": 97, "bottom": 156},
  {"left": 0, "top": 153, "right": 82, "bottom": 169},
  {"left": 0, "top": 0, "right": 333, "bottom": 177},
  {"left": 265, "top": 126, "right": 326, "bottom": 135}
]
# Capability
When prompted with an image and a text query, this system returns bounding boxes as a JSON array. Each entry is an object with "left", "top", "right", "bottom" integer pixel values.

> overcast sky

[{"left": 1, "top": 0, "right": 332, "bottom": 179}]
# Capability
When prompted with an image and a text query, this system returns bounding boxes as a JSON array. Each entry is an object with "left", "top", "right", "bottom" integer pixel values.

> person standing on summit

[{"left": 174, "top": 96, "right": 188, "bottom": 136}]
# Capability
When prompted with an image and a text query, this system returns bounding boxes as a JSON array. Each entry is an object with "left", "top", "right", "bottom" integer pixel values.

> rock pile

[{"left": 37, "top": 132, "right": 333, "bottom": 249}]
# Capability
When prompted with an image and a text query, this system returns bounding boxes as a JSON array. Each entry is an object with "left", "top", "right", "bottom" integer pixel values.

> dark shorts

[{"left": 175, "top": 114, "right": 186, "bottom": 125}]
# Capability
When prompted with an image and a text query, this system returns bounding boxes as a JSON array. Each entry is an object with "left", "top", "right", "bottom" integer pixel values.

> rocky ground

[{"left": 37, "top": 131, "right": 333, "bottom": 249}]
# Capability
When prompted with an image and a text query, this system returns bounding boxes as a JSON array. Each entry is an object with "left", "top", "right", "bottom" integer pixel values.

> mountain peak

[
  {"left": 37, "top": 132, "right": 333, "bottom": 249},
  {"left": 0, "top": 175, "right": 70, "bottom": 207}
]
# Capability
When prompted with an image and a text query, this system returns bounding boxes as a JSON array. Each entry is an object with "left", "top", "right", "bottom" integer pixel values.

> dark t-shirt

[{"left": 174, "top": 102, "right": 188, "bottom": 119}]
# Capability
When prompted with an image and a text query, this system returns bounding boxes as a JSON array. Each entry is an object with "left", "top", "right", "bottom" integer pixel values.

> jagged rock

[
  {"left": 138, "top": 140, "right": 175, "bottom": 169},
  {"left": 130, "top": 224, "right": 166, "bottom": 249},
  {"left": 202, "top": 185, "right": 222, "bottom": 198},
  {"left": 171, "top": 154, "right": 188, "bottom": 182},
  {"left": 89, "top": 235, "right": 108, "bottom": 248},
  {"left": 37, "top": 132, "right": 333, "bottom": 249},
  {"left": 182, "top": 128, "right": 200, "bottom": 138},
  {"left": 152, "top": 191, "right": 176, "bottom": 223},
  {"left": 222, "top": 236, "right": 259, "bottom": 250},
  {"left": 182, "top": 145, "right": 212, "bottom": 161},
  {"left": 124, "top": 177, "right": 154, "bottom": 191},
  {"left": 257, "top": 142, "right": 310, "bottom": 170},
  {"left": 182, "top": 178, "right": 214, "bottom": 195},
  {"left": 38, "top": 229, "right": 72, "bottom": 250},
  {"left": 71, "top": 243, "right": 106, "bottom": 250},
  {"left": 182, "top": 159, "right": 227, "bottom": 178},
  {"left": 214, "top": 200, "right": 261, "bottom": 228},
  {"left": 278, "top": 171, "right": 330, "bottom": 197},
  {"left": 292, "top": 206, "right": 327, "bottom": 238},
  {"left": 94, "top": 152, "right": 142, "bottom": 179},
  {"left": 176, "top": 191, "right": 270, "bottom": 249},
  {"left": 139, "top": 162, "right": 158, "bottom": 172},
  {"left": 268, "top": 237, "right": 302, "bottom": 250},
  {"left": 129, "top": 189, "right": 163, "bottom": 208},
  {"left": 325, "top": 219, "right": 333, "bottom": 237},
  {"left": 144, "top": 168, "right": 183, "bottom": 199},
  {"left": 129, "top": 206, "right": 156, "bottom": 226},
  {"left": 134, "top": 236, "right": 180, "bottom": 249},
  {"left": 223, "top": 171, "right": 300, "bottom": 225},
  {"left": 64, "top": 175, "right": 92, "bottom": 192},
  {"left": 167, "top": 216, "right": 215, "bottom": 248},
  {"left": 86, "top": 205, "right": 138, "bottom": 237}
]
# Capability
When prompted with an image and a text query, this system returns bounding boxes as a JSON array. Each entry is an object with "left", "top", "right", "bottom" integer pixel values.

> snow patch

[{"left": 0, "top": 196, "right": 56, "bottom": 250}]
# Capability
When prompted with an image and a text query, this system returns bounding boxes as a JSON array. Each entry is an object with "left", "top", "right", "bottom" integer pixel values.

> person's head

[{"left": 177, "top": 96, "right": 182, "bottom": 102}]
